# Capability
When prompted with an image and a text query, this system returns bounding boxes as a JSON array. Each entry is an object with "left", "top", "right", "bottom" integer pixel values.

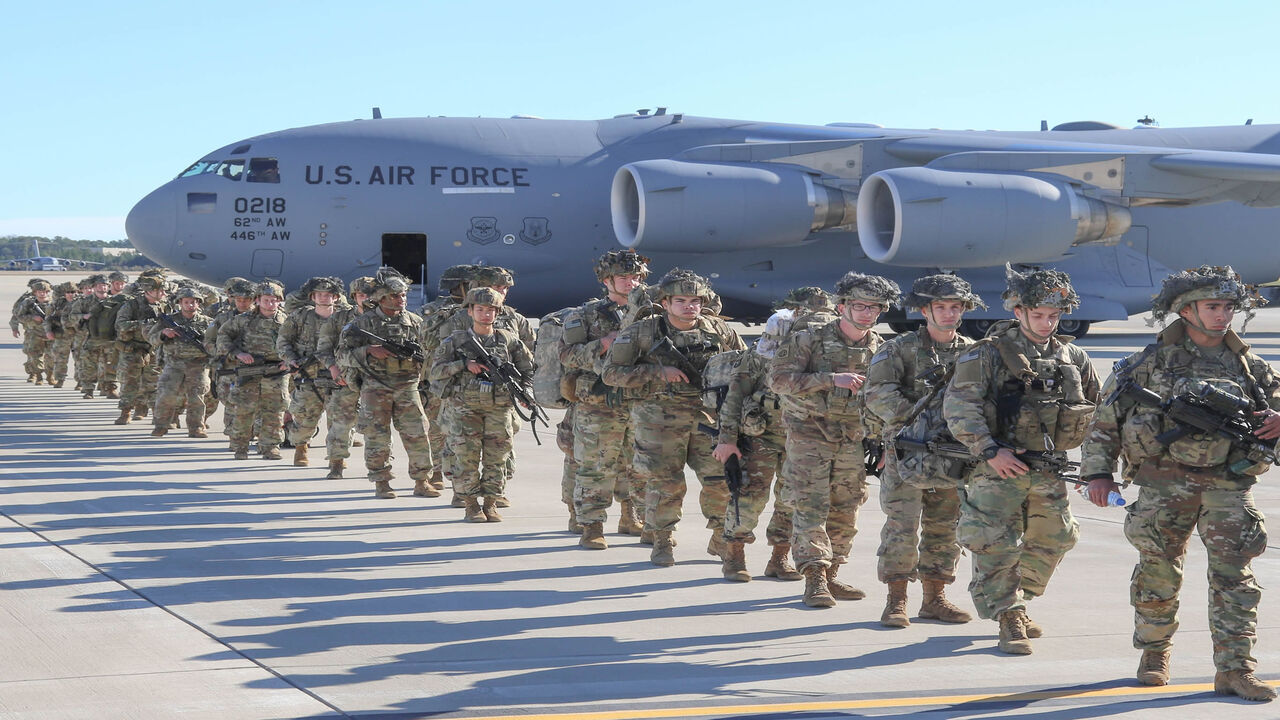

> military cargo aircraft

[
  {"left": 126, "top": 110, "right": 1280, "bottom": 336},
  {"left": 7, "top": 238, "right": 105, "bottom": 272}
]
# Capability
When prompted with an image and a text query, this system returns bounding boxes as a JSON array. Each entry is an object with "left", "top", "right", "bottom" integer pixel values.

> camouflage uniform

[
  {"left": 79, "top": 278, "right": 119, "bottom": 398},
  {"left": 278, "top": 278, "right": 345, "bottom": 458},
  {"left": 43, "top": 283, "right": 79, "bottom": 386},
  {"left": 602, "top": 269, "right": 745, "bottom": 565},
  {"left": 148, "top": 293, "right": 212, "bottom": 434},
  {"left": 66, "top": 283, "right": 95, "bottom": 390},
  {"left": 944, "top": 267, "right": 1099, "bottom": 649},
  {"left": 114, "top": 275, "right": 167, "bottom": 419},
  {"left": 338, "top": 274, "right": 433, "bottom": 495},
  {"left": 1081, "top": 266, "right": 1279, "bottom": 696},
  {"left": 428, "top": 288, "right": 536, "bottom": 517},
  {"left": 204, "top": 278, "right": 256, "bottom": 437},
  {"left": 718, "top": 350, "right": 793, "bottom": 546},
  {"left": 216, "top": 283, "right": 289, "bottom": 458},
  {"left": 14, "top": 284, "right": 54, "bottom": 382},
  {"left": 316, "top": 276, "right": 374, "bottom": 477},
  {"left": 418, "top": 265, "right": 474, "bottom": 490}
]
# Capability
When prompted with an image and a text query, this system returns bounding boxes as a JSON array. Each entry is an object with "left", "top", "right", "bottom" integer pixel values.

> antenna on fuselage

[{"left": 372, "top": 107, "right": 383, "bottom": 120}]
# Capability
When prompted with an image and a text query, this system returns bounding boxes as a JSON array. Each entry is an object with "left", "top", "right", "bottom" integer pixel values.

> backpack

[
  {"left": 89, "top": 293, "right": 129, "bottom": 340},
  {"left": 532, "top": 305, "right": 579, "bottom": 408},
  {"left": 702, "top": 349, "right": 746, "bottom": 413}
]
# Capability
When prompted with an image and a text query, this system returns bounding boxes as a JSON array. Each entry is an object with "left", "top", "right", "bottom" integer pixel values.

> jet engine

[
  {"left": 856, "top": 166, "right": 1131, "bottom": 267},
  {"left": 611, "top": 159, "right": 854, "bottom": 252}
]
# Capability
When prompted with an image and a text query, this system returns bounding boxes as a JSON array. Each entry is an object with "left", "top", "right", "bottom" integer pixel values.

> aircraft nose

[{"left": 125, "top": 185, "right": 177, "bottom": 263}]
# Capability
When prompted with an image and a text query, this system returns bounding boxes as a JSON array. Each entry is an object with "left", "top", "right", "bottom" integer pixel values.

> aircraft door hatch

[
  {"left": 381, "top": 233, "right": 428, "bottom": 302},
  {"left": 1113, "top": 226, "right": 1151, "bottom": 287},
  {"left": 250, "top": 249, "right": 284, "bottom": 278}
]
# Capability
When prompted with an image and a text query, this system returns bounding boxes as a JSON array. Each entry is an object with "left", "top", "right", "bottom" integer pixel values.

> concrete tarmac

[{"left": 4, "top": 270, "right": 1280, "bottom": 719}]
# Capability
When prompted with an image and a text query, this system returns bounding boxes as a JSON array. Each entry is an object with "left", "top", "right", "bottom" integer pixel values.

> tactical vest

[
  {"left": 889, "top": 331, "right": 974, "bottom": 487},
  {"left": 779, "top": 321, "right": 880, "bottom": 420},
  {"left": 360, "top": 310, "right": 422, "bottom": 379},
  {"left": 440, "top": 329, "right": 520, "bottom": 406}
]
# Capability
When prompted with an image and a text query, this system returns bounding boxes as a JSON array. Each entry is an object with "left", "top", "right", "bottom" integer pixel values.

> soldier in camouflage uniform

[
  {"left": 148, "top": 287, "right": 212, "bottom": 437},
  {"left": 113, "top": 271, "right": 169, "bottom": 424},
  {"left": 602, "top": 269, "right": 745, "bottom": 566},
  {"left": 561, "top": 249, "right": 648, "bottom": 549},
  {"left": 278, "top": 277, "right": 346, "bottom": 467},
  {"left": 769, "top": 272, "right": 897, "bottom": 607},
  {"left": 865, "top": 273, "right": 984, "bottom": 627},
  {"left": 317, "top": 276, "right": 374, "bottom": 479},
  {"left": 429, "top": 287, "right": 536, "bottom": 521},
  {"left": 775, "top": 286, "right": 838, "bottom": 335},
  {"left": 418, "top": 265, "right": 475, "bottom": 495},
  {"left": 66, "top": 278, "right": 95, "bottom": 391},
  {"left": 204, "top": 278, "right": 256, "bottom": 441},
  {"left": 14, "top": 280, "right": 54, "bottom": 384},
  {"left": 943, "top": 265, "right": 1100, "bottom": 654},
  {"left": 338, "top": 272, "right": 434, "bottom": 499},
  {"left": 712, "top": 310, "right": 799, "bottom": 582},
  {"left": 216, "top": 281, "right": 289, "bottom": 460},
  {"left": 1082, "top": 266, "right": 1280, "bottom": 700},
  {"left": 102, "top": 271, "right": 129, "bottom": 391},
  {"left": 77, "top": 275, "right": 118, "bottom": 399},
  {"left": 42, "top": 282, "right": 79, "bottom": 387}
]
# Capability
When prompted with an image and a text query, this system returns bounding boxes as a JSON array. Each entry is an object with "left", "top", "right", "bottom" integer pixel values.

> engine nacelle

[
  {"left": 611, "top": 160, "right": 854, "bottom": 252},
  {"left": 856, "top": 166, "right": 1131, "bottom": 267}
]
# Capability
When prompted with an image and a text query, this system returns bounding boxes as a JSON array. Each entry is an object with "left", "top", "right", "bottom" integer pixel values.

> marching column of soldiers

[{"left": 8, "top": 257, "right": 1280, "bottom": 702}]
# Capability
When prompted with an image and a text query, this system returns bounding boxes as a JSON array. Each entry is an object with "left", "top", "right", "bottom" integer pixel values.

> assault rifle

[
  {"left": 697, "top": 422, "right": 749, "bottom": 528},
  {"left": 344, "top": 326, "right": 427, "bottom": 363},
  {"left": 1112, "top": 379, "right": 1279, "bottom": 473},
  {"left": 649, "top": 334, "right": 705, "bottom": 387},
  {"left": 863, "top": 439, "right": 885, "bottom": 478},
  {"left": 290, "top": 354, "right": 326, "bottom": 403},
  {"left": 893, "top": 436, "right": 1081, "bottom": 479},
  {"left": 217, "top": 355, "right": 291, "bottom": 380},
  {"left": 463, "top": 332, "right": 550, "bottom": 445},
  {"left": 156, "top": 311, "right": 209, "bottom": 357}
]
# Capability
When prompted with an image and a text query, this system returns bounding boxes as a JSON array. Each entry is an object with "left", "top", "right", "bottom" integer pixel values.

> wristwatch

[{"left": 981, "top": 445, "right": 1001, "bottom": 461}]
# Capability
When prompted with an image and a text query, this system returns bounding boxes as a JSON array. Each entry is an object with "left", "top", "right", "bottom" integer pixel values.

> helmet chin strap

[
  {"left": 1015, "top": 309, "right": 1055, "bottom": 344},
  {"left": 841, "top": 306, "right": 876, "bottom": 331},
  {"left": 1183, "top": 300, "right": 1228, "bottom": 337}
]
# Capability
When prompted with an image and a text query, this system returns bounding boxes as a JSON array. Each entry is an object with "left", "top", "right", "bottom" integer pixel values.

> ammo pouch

[
  {"left": 1003, "top": 354, "right": 1095, "bottom": 451},
  {"left": 1165, "top": 377, "right": 1245, "bottom": 469},
  {"left": 893, "top": 403, "right": 969, "bottom": 488},
  {"left": 1121, "top": 409, "right": 1165, "bottom": 464},
  {"left": 740, "top": 406, "right": 768, "bottom": 437}
]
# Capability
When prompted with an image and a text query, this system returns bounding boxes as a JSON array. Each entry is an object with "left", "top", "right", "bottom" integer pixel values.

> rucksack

[
  {"left": 702, "top": 349, "right": 746, "bottom": 413},
  {"left": 89, "top": 293, "right": 129, "bottom": 340},
  {"left": 532, "top": 305, "right": 579, "bottom": 408}
]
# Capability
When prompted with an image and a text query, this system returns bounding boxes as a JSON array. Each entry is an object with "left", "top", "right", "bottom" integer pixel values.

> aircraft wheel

[
  {"left": 960, "top": 319, "right": 994, "bottom": 339},
  {"left": 1057, "top": 319, "right": 1091, "bottom": 338}
]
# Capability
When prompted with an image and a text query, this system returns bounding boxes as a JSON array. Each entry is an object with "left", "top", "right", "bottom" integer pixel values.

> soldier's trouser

[
  {"left": 1125, "top": 483, "right": 1266, "bottom": 672},
  {"left": 957, "top": 469, "right": 1079, "bottom": 620},
  {"left": 324, "top": 383, "right": 360, "bottom": 460},
  {"left": 877, "top": 458, "right": 962, "bottom": 583},
  {"left": 117, "top": 348, "right": 159, "bottom": 410},
  {"left": 782, "top": 417, "right": 868, "bottom": 570},
  {"left": 105, "top": 343, "right": 121, "bottom": 387},
  {"left": 73, "top": 335, "right": 90, "bottom": 383},
  {"left": 573, "top": 402, "right": 640, "bottom": 524},
  {"left": 426, "top": 392, "right": 450, "bottom": 484},
  {"left": 358, "top": 384, "right": 432, "bottom": 482},
  {"left": 287, "top": 381, "right": 335, "bottom": 446},
  {"left": 22, "top": 333, "right": 49, "bottom": 375},
  {"left": 722, "top": 438, "right": 793, "bottom": 546},
  {"left": 80, "top": 339, "right": 116, "bottom": 392},
  {"left": 442, "top": 400, "right": 512, "bottom": 498},
  {"left": 228, "top": 374, "right": 287, "bottom": 451},
  {"left": 155, "top": 359, "right": 210, "bottom": 430},
  {"left": 631, "top": 400, "right": 729, "bottom": 535},
  {"left": 214, "top": 373, "right": 235, "bottom": 432},
  {"left": 49, "top": 335, "right": 74, "bottom": 381},
  {"left": 558, "top": 405, "right": 577, "bottom": 506}
]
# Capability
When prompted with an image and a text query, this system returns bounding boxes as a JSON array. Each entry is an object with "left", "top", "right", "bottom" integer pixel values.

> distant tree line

[{"left": 0, "top": 236, "right": 158, "bottom": 270}]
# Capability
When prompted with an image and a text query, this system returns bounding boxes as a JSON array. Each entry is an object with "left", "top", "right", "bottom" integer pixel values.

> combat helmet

[
  {"left": 1151, "top": 265, "right": 1264, "bottom": 328},
  {"left": 470, "top": 265, "right": 515, "bottom": 289},
  {"left": 107, "top": 271, "right": 129, "bottom": 283},
  {"left": 437, "top": 265, "right": 475, "bottom": 296},
  {"left": 902, "top": 273, "right": 987, "bottom": 311},
  {"left": 774, "top": 286, "right": 834, "bottom": 313},
  {"left": 465, "top": 287, "right": 505, "bottom": 308},
  {"left": 1001, "top": 264, "right": 1079, "bottom": 312},
  {"left": 833, "top": 272, "right": 901, "bottom": 307},
  {"left": 76, "top": 277, "right": 94, "bottom": 290},
  {"left": 255, "top": 280, "right": 285, "bottom": 299},
  {"left": 86, "top": 273, "right": 108, "bottom": 286},
  {"left": 55, "top": 281, "right": 77, "bottom": 295},
  {"left": 305, "top": 276, "right": 344, "bottom": 296},
  {"left": 370, "top": 268, "right": 411, "bottom": 300},
  {"left": 349, "top": 276, "right": 377, "bottom": 298},
  {"left": 594, "top": 249, "right": 650, "bottom": 282},
  {"left": 27, "top": 277, "right": 49, "bottom": 288},
  {"left": 29, "top": 280, "right": 52, "bottom": 292},
  {"left": 656, "top": 268, "right": 714, "bottom": 302},
  {"left": 173, "top": 286, "right": 205, "bottom": 303},
  {"left": 135, "top": 274, "right": 167, "bottom": 292}
]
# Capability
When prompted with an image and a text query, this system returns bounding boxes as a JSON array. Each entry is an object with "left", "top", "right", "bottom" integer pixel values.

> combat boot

[
  {"left": 996, "top": 609, "right": 1033, "bottom": 655},
  {"left": 33, "top": 373, "right": 43, "bottom": 385},
  {"left": 650, "top": 531, "right": 676, "bottom": 567},
  {"left": 133, "top": 406, "right": 147, "bottom": 420},
  {"left": 617, "top": 500, "right": 643, "bottom": 535},
  {"left": 567, "top": 507, "right": 583, "bottom": 534},
  {"left": 82, "top": 390, "right": 94, "bottom": 399},
  {"left": 150, "top": 427, "right": 168, "bottom": 437},
  {"left": 374, "top": 480, "right": 396, "bottom": 499},
  {"left": 261, "top": 446, "right": 282, "bottom": 460},
  {"left": 326, "top": 459, "right": 345, "bottom": 479},
  {"left": 52, "top": 377, "right": 64, "bottom": 388},
  {"left": 1214, "top": 670, "right": 1277, "bottom": 701},
  {"left": 919, "top": 579, "right": 972, "bottom": 623},
  {"left": 233, "top": 446, "right": 250, "bottom": 460},
  {"left": 413, "top": 478, "right": 441, "bottom": 498},
  {"left": 880, "top": 580, "right": 910, "bottom": 628},
  {"left": 464, "top": 497, "right": 486, "bottom": 522},
  {"left": 114, "top": 409, "right": 131, "bottom": 425},
  {"left": 26, "top": 373, "right": 35, "bottom": 383},
  {"left": 580, "top": 521, "right": 608, "bottom": 550},
  {"left": 188, "top": 427, "right": 208, "bottom": 439},
  {"left": 451, "top": 492, "right": 466, "bottom": 508},
  {"left": 707, "top": 533, "right": 728, "bottom": 560},
  {"left": 825, "top": 564, "right": 865, "bottom": 600},
  {"left": 429, "top": 474, "right": 445, "bottom": 491},
  {"left": 1137, "top": 649, "right": 1171, "bottom": 686},
  {"left": 293, "top": 443, "right": 309, "bottom": 466},
  {"left": 105, "top": 387, "right": 119, "bottom": 399},
  {"left": 483, "top": 497, "right": 503, "bottom": 522},
  {"left": 640, "top": 528, "right": 655, "bottom": 545},
  {"left": 494, "top": 495, "right": 510, "bottom": 508},
  {"left": 1022, "top": 612, "right": 1043, "bottom": 638},
  {"left": 802, "top": 565, "right": 836, "bottom": 608},
  {"left": 763, "top": 544, "right": 802, "bottom": 581},
  {"left": 722, "top": 540, "right": 750, "bottom": 582}
]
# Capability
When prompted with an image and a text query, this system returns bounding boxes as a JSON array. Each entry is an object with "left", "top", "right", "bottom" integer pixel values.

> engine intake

[
  {"left": 856, "top": 167, "right": 1131, "bottom": 267},
  {"left": 611, "top": 160, "right": 854, "bottom": 252}
]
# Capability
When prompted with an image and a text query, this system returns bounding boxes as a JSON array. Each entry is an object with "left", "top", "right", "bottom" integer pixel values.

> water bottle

[{"left": 1076, "top": 485, "right": 1125, "bottom": 507}]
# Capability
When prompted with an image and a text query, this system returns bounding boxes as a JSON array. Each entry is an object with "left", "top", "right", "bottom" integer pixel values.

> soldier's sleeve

[
  {"left": 512, "top": 334, "right": 536, "bottom": 378},
  {"left": 1246, "top": 353, "right": 1280, "bottom": 411},
  {"left": 943, "top": 344, "right": 998, "bottom": 454},
  {"left": 214, "top": 315, "right": 240, "bottom": 357},
  {"left": 517, "top": 313, "right": 536, "bottom": 351},
  {"left": 1074, "top": 346, "right": 1103, "bottom": 403},
  {"left": 721, "top": 321, "right": 747, "bottom": 352},
  {"left": 427, "top": 335, "right": 467, "bottom": 383},
  {"left": 145, "top": 318, "right": 166, "bottom": 347},
  {"left": 863, "top": 340, "right": 913, "bottom": 429},
  {"left": 601, "top": 322, "right": 662, "bottom": 388},
  {"left": 716, "top": 355, "right": 756, "bottom": 447},
  {"left": 276, "top": 314, "right": 302, "bottom": 364},
  {"left": 315, "top": 316, "right": 338, "bottom": 367},
  {"left": 767, "top": 332, "right": 829, "bottom": 396},
  {"left": 559, "top": 310, "right": 607, "bottom": 373},
  {"left": 113, "top": 301, "right": 136, "bottom": 341},
  {"left": 1079, "top": 370, "right": 1124, "bottom": 478}
]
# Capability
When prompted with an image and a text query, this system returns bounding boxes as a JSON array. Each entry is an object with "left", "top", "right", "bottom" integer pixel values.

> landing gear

[
  {"left": 960, "top": 319, "right": 995, "bottom": 339},
  {"left": 1057, "top": 319, "right": 1091, "bottom": 338}
]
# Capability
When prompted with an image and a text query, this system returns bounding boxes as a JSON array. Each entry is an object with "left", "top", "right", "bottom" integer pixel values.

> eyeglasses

[{"left": 845, "top": 303, "right": 885, "bottom": 313}]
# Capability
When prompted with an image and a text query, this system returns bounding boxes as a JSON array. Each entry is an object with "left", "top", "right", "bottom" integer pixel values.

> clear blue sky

[{"left": 2, "top": 0, "right": 1277, "bottom": 241}]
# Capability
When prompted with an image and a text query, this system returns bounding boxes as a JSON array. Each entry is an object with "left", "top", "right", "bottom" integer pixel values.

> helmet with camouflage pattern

[
  {"left": 438, "top": 264, "right": 475, "bottom": 295},
  {"left": 107, "top": 271, "right": 129, "bottom": 283},
  {"left": 226, "top": 278, "right": 256, "bottom": 297},
  {"left": 30, "top": 280, "right": 52, "bottom": 292},
  {"left": 76, "top": 277, "right": 94, "bottom": 290},
  {"left": 902, "top": 273, "right": 987, "bottom": 311},
  {"left": 55, "top": 281, "right": 77, "bottom": 294},
  {"left": 305, "top": 276, "right": 344, "bottom": 296},
  {"left": 1151, "top": 265, "right": 1264, "bottom": 324},
  {"left": 370, "top": 268, "right": 411, "bottom": 300},
  {"left": 833, "top": 272, "right": 901, "bottom": 307},
  {"left": 27, "top": 277, "right": 49, "bottom": 288},
  {"left": 349, "top": 276, "right": 377, "bottom": 297},
  {"left": 174, "top": 286, "right": 205, "bottom": 303},
  {"left": 773, "top": 286, "right": 834, "bottom": 313},
  {"left": 87, "top": 273, "right": 108, "bottom": 286},
  {"left": 656, "top": 268, "right": 714, "bottom": 302},
  {"left": 223, "top": 276, "right": 249, "bottom": 292},
  {"left": 594, "top": 249, "right": 650, "bottom": 282},
  {"left": 470, "top": 265, "right": 515, "bottom": 289},
  {"left": 465, "top": 287, "right": 505, "bottom": 308},
  {"left": 255, "top": 280, "right": 285, "bottom": 299},
  {"left": 135, "top": 274, "right": 167, "bottom": 292},
  {"left": 1001, "top": 264, "right": 1078, "bottom": 312}
]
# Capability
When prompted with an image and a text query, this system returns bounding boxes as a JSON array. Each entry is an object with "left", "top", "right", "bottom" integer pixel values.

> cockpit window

[
  {"left": 179, "top": 160, "right": 216, "bottom": 178},
  {"left": 216, "top": 159, "right": 245, "bottom": 181},
  {"left": 247, "top": 157, "right": 280, "bottom": 183}
]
